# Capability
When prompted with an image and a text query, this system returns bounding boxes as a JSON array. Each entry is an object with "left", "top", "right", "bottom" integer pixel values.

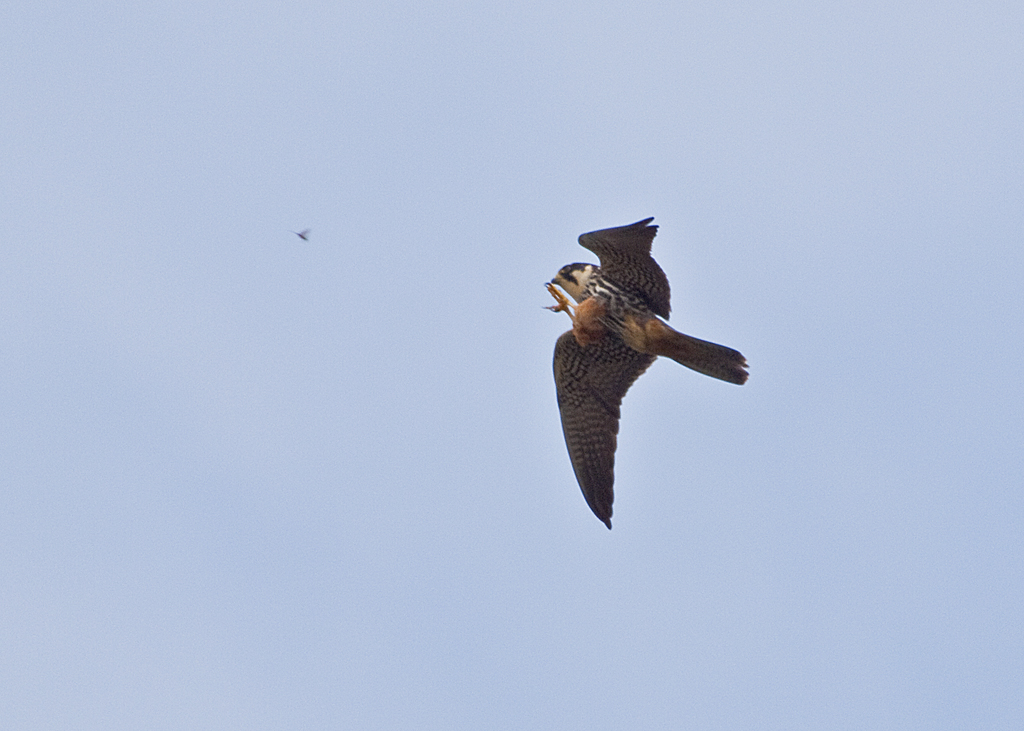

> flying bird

[
  {"left": 292, "top": 229, "right": 311, "bottom": 240},
  {"left": 546, "top": 217, "right": 748, "bottom": 528}
]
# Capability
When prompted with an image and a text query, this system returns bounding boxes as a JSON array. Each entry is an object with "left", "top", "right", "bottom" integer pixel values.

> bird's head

[{"left": 551, "top": 263, "right": 598, "bottom": 303}]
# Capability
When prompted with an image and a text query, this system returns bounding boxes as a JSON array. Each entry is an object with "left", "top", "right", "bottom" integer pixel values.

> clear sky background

[{"left": 2, "top": 2, "right": 1022, "bottom": 729}]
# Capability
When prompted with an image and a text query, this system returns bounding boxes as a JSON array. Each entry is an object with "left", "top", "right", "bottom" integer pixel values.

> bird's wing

[
  {"left": 578, "top": 217, "right": 671, "bottom": 318},
  {"left": 553, "top": 330, "right": 656, "bottom": 528}
]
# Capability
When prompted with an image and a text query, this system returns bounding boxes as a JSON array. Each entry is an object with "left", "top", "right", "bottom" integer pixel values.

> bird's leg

[
  {"left": 545, "top": 283, "right": 576, "bottom": 318},
  {"left": 547, "top": 283, "right": 607, "bottom": 345},
  {"left": 570, "top": 297, "right": 608, "bottom": 345}
]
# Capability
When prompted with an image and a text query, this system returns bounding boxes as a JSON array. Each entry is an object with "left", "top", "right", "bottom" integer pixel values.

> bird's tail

[{"left": 622, "top": 316, "right": 748, "bottom": 385}]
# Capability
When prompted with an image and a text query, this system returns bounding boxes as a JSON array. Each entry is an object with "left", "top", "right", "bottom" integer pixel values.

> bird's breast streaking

[{"left": 547, "top": 217, "right": 748, "bottom": 529}]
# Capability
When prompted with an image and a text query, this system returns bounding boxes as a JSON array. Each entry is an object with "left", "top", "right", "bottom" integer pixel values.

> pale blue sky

[{"left": 2, "top": 2, "right": 1022, "bottom": 729}]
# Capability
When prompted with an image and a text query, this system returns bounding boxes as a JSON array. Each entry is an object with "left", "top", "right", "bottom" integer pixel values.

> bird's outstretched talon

[{"left": 545, "top": 282, "right": 575, "bottom": 317}]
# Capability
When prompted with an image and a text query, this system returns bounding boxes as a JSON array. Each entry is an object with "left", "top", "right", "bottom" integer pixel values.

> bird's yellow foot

[{"left": 545, "top": 283, "right": 575, "bottom": 317}]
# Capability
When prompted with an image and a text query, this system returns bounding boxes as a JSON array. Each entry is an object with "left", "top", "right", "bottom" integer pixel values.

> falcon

[
  {"left": 292, "top": 229, "right": 311, "bottom": 240},
  {"left": 547, "top": 217, "right": 748, "bottom": 528}
]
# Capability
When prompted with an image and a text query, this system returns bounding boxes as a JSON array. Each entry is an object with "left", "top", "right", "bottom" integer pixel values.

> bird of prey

[
  {"left": 546, "top": 217, "right": 748, "bottom": 528},
  {"left": 292, "top": 229, "right": 311, "bottom": 241}
]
